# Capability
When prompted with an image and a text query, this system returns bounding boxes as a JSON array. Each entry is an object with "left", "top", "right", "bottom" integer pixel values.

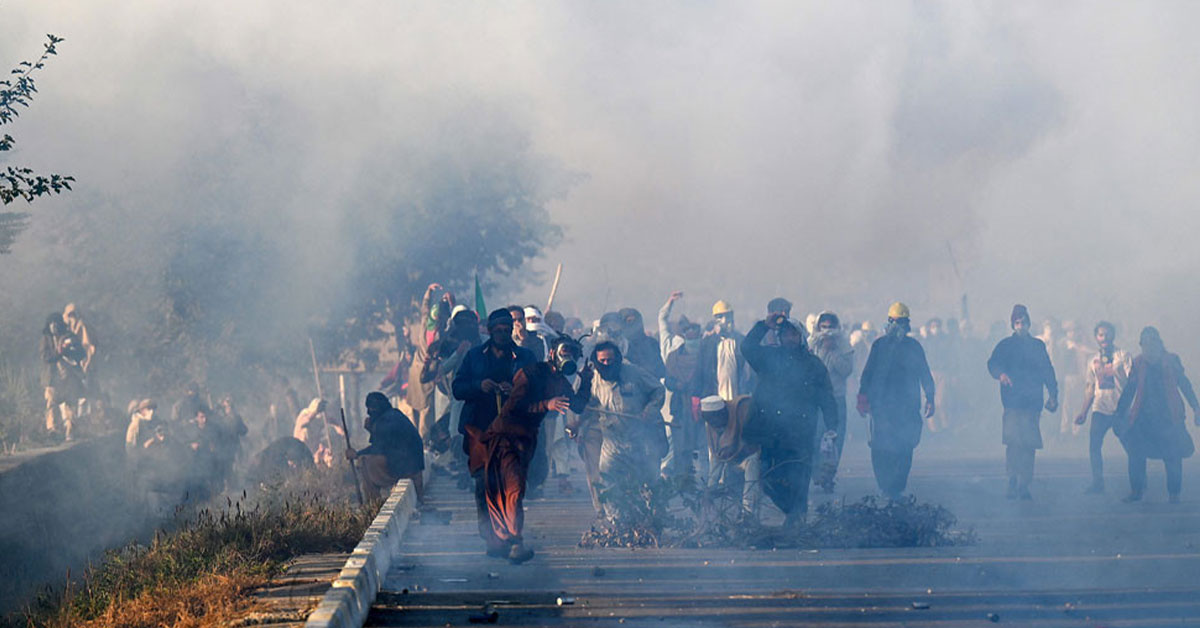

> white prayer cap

[{"left": 700, "top": 396, "right": 725, "bottom": 413}]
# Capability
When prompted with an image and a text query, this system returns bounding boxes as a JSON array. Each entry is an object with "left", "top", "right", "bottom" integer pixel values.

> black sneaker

[
  {"left": 1084, "top": 483, "right": 1104, "bottom": 495},
  {"left": 486, "top": 546, "right": 509, "bottom": 558},
  {"left": 1121, "top": 492, "right": 1143, "bottom": 503}
]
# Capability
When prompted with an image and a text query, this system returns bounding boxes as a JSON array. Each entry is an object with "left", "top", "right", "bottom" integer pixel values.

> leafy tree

[
  {"left": 319, "top": 119, "right": 573, "bottom": 368},
  {"left": 1, "top": 33, "right": 73, "bottom": 252}
]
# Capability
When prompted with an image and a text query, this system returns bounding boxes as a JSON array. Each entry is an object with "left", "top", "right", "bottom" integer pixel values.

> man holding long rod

[{"left": 339, "top": 404, "right": 365, "bottom": 506}]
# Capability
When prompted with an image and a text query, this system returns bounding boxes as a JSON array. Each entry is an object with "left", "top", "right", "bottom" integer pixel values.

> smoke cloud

[{"left": 2, "top": 1, "right": 1199, "bottom": 358}]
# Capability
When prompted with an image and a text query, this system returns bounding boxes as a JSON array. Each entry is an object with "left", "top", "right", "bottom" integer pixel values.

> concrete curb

[{"left": 303, "top": 474, "right": 421, "bottom": 628}]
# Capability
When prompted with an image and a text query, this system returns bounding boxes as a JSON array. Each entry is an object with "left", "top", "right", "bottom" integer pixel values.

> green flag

[{"left": 474, "top": 273, "right": 486, "bottom": 318}]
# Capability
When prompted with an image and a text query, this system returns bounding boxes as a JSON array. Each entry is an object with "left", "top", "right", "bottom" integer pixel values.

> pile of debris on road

[
  {"left": 580, "top": 476, "right": 976, "bottom": 550},
  {"left": 743, "top": 495, "right": 978, "bottom": 550}
]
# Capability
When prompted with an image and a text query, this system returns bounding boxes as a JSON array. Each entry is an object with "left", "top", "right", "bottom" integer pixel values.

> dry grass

[
  {"left": 15, "top": 469, "right": 374, "bottom": 628},
  {"left": 72, "top": 572, "right": 269, "bottom": 628}
]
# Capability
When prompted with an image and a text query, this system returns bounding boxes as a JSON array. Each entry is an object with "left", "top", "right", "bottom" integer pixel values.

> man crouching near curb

[
  {"left": 346, "top": 392, "right": 426, "bottom": 503},
  {"left": 482, "top": 336, "right": 593, "bottom": 563}
]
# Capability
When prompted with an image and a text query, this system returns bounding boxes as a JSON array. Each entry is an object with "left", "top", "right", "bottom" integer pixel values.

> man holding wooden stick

[{"left": 345, "top": 392, "right": 425, "bottom": 502}]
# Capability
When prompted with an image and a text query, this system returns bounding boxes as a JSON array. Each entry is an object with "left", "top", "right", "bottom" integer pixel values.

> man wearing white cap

[{"left": 699, "top": 394, "right": 760, "bottom": 520}]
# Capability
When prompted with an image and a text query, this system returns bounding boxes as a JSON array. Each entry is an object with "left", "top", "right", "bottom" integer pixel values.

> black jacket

[
  {"left": 360, "top": 406, "right": 425, "bottom": 477},
  {"left": 987, "top": 334, "right": 1058, "bottom": 412},
  {"left": 742, "top": 321, "right": 838, "bottom": 448},
  {"left": 860, "top": 333, "right": 935, "bottom": 421}
]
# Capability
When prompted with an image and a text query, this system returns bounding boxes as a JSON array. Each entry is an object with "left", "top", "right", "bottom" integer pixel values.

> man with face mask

[
  {"left": 692, "top": 300, "right": 751, "bottom": 403},
  {"left": 566, "top": 320, "right": 621, "bottom": 516},
  {"left": 454, "top": 309, "right": 537, "bottom": 550},
  {"left": 346, "top": 392, "right": 426, "bottom": 502},
  {"left": 742, "top": 314, "right": 837, "bottom": 526},
  {"left": 857, "top": 302, "right": 936, "bottom": 500},
  {"left": 762, "top": 297, "right": 805, "bottom": 347},
  {"left": 525, "top": 306, "right": 557, "bottom": 353},
  {"left": 808, "top": 311, "right": 854, "bottom": 493},
  {"left": 987, "top": 304, "right": 1059, "bottom": 500},
  {"left": 508, "top": 305, "right": 547, "bottom": 362},
  {"left": 581, "top": 341, "right": 666, "bottom": 523},
  {"left": 481, "top": 336, "right": 593, "bottom": 562},
  {"left": 1074, "top": 321, "right": 1132, "bottom": 494}
]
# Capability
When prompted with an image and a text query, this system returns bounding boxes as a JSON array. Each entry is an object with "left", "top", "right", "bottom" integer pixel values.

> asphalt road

[{"left": 368, "top": 441, "right": 1200, "bottom": 627}]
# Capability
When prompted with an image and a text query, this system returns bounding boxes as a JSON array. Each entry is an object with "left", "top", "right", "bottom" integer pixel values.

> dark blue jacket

[{"left": 452, "top": 340, "right": 536, "bottom": 435}]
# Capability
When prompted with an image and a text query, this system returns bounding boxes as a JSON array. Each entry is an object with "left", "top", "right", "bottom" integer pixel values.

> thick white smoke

[{"left": 2, "top": 1, "right": 1199, "bottom": 356}]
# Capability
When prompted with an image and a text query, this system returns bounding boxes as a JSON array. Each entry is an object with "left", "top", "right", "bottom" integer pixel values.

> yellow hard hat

[
  {"left": 712, "top": 300, "right": 734, "bottom": 317},
  {"left": 887, "top": 301, "right": 910, "bottom": 319}
]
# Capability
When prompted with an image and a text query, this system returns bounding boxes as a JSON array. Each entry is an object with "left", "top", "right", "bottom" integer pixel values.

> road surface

[{"left": 368, "top": 443, "right": 1200, "bottom": 627}]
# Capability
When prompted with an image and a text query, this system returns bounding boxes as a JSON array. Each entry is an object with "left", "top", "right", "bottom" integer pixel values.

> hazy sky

[{"left": 4, "top": 1, "right": 1200, "bottom": 345}]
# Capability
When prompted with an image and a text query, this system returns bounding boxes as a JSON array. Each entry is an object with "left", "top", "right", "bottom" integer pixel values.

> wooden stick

[
  {"left": 308, "top": 337, "right": 325, "bottom": 398},
  {"left": 339, "top": 374, "right": 348, "bottom": 427},
  {"left": 581, "top": 405, "right": 668, "bottom": 424},
  {"left": 545, "top": 263, "right": 563, "bottom": 313},
  {"left": 308, "top": 337, "right": 333, "bottom": 453},
  {"left": 340, "top": 407, "right": 364, "bottom": 506}
]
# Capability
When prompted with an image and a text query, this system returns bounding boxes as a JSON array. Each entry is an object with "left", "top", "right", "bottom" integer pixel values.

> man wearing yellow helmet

[
  {"left": 692, "top": 300, "right": 751, "bottom": 402},
  {"left": 856, "top": 302, "right": 936, "bottom": 500}
]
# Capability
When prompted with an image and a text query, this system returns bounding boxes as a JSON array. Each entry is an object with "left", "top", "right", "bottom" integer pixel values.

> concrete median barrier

[{"left": 304, "top": 475, "right": 421, "bottom": 628}]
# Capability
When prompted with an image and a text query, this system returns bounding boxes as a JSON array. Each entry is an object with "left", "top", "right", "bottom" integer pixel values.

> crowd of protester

[
  {"left": 375, "top": 284, "right": 1199, "bottom": 562},
  {"left": 32, "top": 288, "right": 1199, "bottom": 548}
]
